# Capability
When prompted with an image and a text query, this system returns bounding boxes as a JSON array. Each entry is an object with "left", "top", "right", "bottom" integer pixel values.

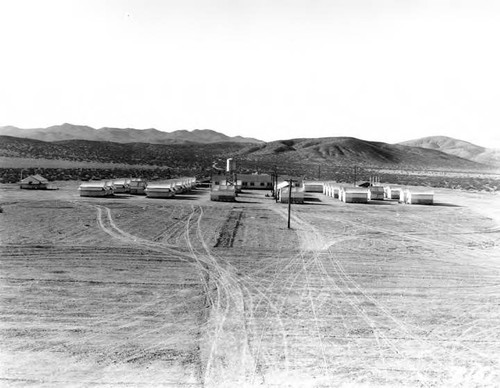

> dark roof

[{"left": 20, "top": 174, "right": 48, "bottom": 184}]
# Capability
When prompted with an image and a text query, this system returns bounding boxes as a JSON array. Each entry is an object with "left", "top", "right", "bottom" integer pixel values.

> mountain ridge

[
  {"left": 0, "top": 135, "right": 492, "bottom": 174},
  {"left": 238, "top": 137, "right": 492, "bottom": 170},
  {"left": 0, "top": 123, "right": 264, "bottom": 145},
  {"left": 399, "top": 135, "right": 500, "bottom": 167},
  {"left": 1, "top": 126, "right": 499, "bottom": 169}
]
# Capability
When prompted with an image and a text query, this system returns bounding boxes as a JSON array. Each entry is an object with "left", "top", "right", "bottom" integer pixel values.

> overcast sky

[{"left": 1, "top": 0, "right": 499, "bottom": 148}]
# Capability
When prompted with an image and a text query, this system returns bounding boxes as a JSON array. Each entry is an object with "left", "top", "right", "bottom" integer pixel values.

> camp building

[
  {"left": 19, "top": 174, "right": 49, "bottom": 190},
  {"left": 78, "top": 181, "right": 114, "bottom": 197}
]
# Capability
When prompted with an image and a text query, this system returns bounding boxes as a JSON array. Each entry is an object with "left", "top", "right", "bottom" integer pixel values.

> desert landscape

[
  {"left": 1, "top": 181, "right": 499, "bottom": 387},
  {"left": 3, "top": 0, "right": 500, "bottom": 385}
]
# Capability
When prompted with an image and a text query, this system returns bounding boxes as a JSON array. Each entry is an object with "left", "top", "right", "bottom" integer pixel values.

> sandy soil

[{"left": 0, "top": 182, "right": 499, "bottom": 387}]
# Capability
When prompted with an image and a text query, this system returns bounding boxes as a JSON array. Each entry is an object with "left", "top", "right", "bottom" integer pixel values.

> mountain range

[
  {"left": 0, "top": 124, "right": 498, "bottom": 170},
  {"left": 0, "top": 123, "right": 263, "bottom": 145}
]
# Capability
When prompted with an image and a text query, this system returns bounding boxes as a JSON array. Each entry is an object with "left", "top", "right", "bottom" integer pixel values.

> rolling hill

[
  {"left": 399, "top": 136, "right": 500, "bottom": 168},
  {"left": 0, "top": 135, "right": 490, "bottom": 174},
  {"left": 0, "top": 123, "right": 264, "bottom": 145},
  {"left": 238, "top": 137, "right": 490, "bottom": 170},
  {"left": 0, "top": 136, "right": 248, "bottom": 170}
]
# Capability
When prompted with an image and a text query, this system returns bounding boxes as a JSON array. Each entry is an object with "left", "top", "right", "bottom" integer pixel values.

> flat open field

[{"left": 1, "top": 183, "right": 499, "bottom": 387}]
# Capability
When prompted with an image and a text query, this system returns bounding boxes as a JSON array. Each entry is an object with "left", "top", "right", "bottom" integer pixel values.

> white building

[
  {"left": 210, "top": 185, "right": 237, "bottom": 201},
  {"left": 385, "top": 186, "right": 402, "bottom": 200},
  {"left": 303, "top": 181, "right": 324, "bottom": 193},
  {"left": 145, "top": 184, "right": 175, "bottom": 198},
  {"left": 112, "top": 178, "right": 131, "bottom": 193},
  {"left": 129, "top": 179, "right": 147, "bottom": 195},
  {"left": 368, "top": 186, "right": 385, "bottom": 200},
  {"left": 78, "top": 181, "right": 114, "bottom": 197},
  {"left": 340, "top": 187, "right": 369, "bottom": 203},
  {"left": 406, "top": 190, "right": 434, "bottom": 205},
  {"left": 277, "top": 181, "right": 305, "bottom": 204}
]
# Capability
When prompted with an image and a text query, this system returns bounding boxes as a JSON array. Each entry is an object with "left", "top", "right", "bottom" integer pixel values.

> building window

[
  {"left": 250, "top": 182, "right": 255, "bottom": 186},
  {"left": 260, "top": 182, "right": 265, "bottom": 186}
]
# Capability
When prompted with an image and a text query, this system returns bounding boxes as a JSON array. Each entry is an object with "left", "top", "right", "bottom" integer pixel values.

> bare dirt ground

[{"left": 0, "top": 182, "right": 499, "bottom": 387}]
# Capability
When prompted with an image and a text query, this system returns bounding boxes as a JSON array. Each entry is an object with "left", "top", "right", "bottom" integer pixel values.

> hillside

[
  {"left": 399, "top": 136, "right": 500, "bottom": 167},
  {"left": 0, "top": 136, "right": 247, "bottom": 171},
  {"left": 0, "top": 123, "right": 264, "bottom": 145},
  {"left": 0, "top": 135, "right": 491, "bottom": 174},
  {"left": 238, "top": 137, "right": 489, "bottom": 171}
]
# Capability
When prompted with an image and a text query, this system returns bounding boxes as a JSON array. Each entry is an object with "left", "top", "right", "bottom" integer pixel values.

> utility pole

[
  {"left": 287, "top": 179, "right": 292, "bottom": 229},
  {"left": 287, "top": 178, "right": 297, "bottom": 229},
  {"left": 353, "top": 166, "right": 357, "bottom": 187},
  {"left": 274, "top": 165, "right": 279, "bottom": 203}
]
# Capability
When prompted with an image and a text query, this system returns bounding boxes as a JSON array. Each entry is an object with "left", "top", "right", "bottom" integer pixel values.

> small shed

[
  {"left": 341, "top": 187, "right": 369, "bottom": 203},
  {"left": 78, "top": 181, "right": 114, "bottom": 197},
  {"left": 112, "top": 179, "right": 131, "bottom": 193},
  {"left": 277, "top": 182, "right": 305, "bottom": 204},
  {"left": 20, "top": 174, "right": 48, "bottom": 190},
  {"left": 145, "top": 184, "right": 175, "bottom": 198},
  {"left": 399, "top": 189, "right": 410, "bottom": 204},
  {"left": 303, "top": 181, "right": 324, "bottom": 193},
  {"left": 323, "top": 182, "right": 340, "bottom": 198},
  {"left": 407, "top": 190, "right": 434, "bottom": 205},
  {"left": 129, "top": 179, "right": 147, "bottom": 195},
  {"left": 173, "top": 177, "right": 197, "bottom": 193},
  {"left": 210, "top": 185, "right": 237, "bottom": 202},
  {"left": 385, "top": 186, "right": 402, "bottom": 200},
  {"left": 323, "top": 183, "right": 330, "bottom": 196},
  {"left": 368, "top": 186, "right": 385, "bottom": 200}
]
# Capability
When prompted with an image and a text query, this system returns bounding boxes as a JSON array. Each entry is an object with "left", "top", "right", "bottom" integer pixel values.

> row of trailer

[
  {"left": 78, "top": 178, "right": 197, "bottom": 198},
  {"left": 323, "top": 182, "right": 434, "bottom": 205}
]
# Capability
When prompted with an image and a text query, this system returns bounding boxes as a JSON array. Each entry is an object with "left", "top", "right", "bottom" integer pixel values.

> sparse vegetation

[{"left": 1, "top": 135, "right": 499, "bottom": 191}]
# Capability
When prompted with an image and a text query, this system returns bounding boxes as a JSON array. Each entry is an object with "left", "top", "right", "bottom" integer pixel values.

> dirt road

[{"left": 1, "top": 183, "right": 499, "bottom": 387}]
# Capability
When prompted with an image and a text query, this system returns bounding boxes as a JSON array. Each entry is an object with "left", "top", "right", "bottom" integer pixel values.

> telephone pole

[
  {"left": 274, "top": 165, "right": 279, "bottom": 203},
  {"left": 287, "top": 178, "right": 297, "bottom": 229}
]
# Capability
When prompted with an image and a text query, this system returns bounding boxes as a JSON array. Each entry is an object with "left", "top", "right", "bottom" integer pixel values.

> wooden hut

[
  {"left": 19, "top": 174, "right": 48, "bottom": 190},
  {"left": 78, "top": 181, "right": 114, "bottom": 197}
]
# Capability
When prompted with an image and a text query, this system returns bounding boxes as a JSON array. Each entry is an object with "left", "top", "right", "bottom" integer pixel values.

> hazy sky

[{"left": 1, "top": 0, "right": 499, "bottom": 148}]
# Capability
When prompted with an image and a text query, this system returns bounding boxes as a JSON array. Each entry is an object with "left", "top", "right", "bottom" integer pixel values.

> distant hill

[
  {"left": 0, "top": 135, "right": 489, "bottom": 176},
  {"left": 239, "top": 137, "right": 489, "bottom": 170},
  {"left": 399, "top": 136, "right": 500, "bottom": 167},
  {"left": 0, "top": 136, "right": 248, "bottom": 171},
  {"left": 0, "top": 123, "right": 264, "bottom": 145}
]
